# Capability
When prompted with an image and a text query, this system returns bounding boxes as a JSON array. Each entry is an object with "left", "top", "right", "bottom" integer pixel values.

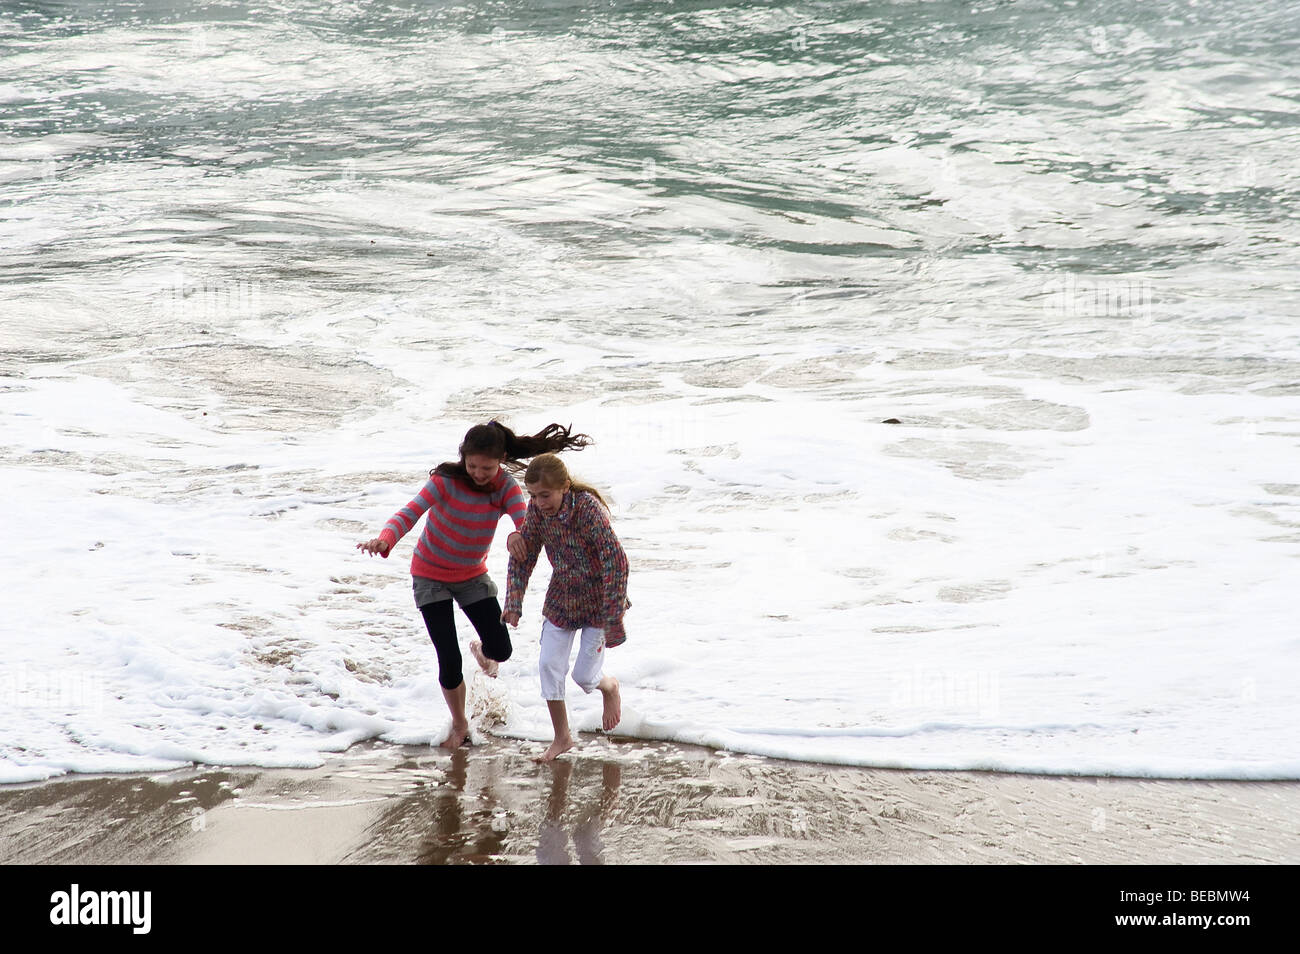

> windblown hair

[
  {"left": 433, "top": 421, "right": 592, "bottom": 487},
  {"left": 523, "top": 453, "right": 609, "bottom": 511}
]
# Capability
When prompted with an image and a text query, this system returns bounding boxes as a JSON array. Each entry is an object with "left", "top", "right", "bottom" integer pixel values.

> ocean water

[{"left": 2, "top": 0, "right": 1298, "bottom": 783}]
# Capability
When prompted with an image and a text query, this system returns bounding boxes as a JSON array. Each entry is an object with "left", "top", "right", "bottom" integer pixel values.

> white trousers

[{"left": 539, "top": 618, "right": 605, "bottom": 701}]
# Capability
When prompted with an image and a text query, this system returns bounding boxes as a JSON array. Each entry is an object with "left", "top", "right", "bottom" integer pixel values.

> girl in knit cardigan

[
  {"left": 502, "top": 453, "right": 629, "bottom": 762},
  {"left": 358, "top": 422, "right": 590, "bottom": 750}
]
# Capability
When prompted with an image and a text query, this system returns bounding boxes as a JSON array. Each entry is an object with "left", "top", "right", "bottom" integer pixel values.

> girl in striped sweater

[
  {"left": 502, "top": 453, "right": 630, "bottom": 762},
  {"left": 358, "top": 422, "right": 591, "bottom": 749}
]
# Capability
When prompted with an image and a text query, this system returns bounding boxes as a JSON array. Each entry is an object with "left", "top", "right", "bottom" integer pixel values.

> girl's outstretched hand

[
  {"left": 501, "top": 610, "right": 520, "bottom": 628},
  {"left": 356, "top": 538, "right": 389, "bottom": 557},
  {"left": 506, "top": 531, "right": 526, "bottom": 560}
]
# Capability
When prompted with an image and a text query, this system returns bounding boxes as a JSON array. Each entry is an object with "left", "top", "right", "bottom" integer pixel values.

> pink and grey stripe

[{"left": 379, "top": 469, "right": 526, "bottom": 583}]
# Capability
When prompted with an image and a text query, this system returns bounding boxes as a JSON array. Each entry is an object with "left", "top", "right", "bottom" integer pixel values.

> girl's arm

[
  {"left": 357, "top": 476, "right": 443, "bottom": 558},
  {"left": 502, "top": 504, "right": 543, "bottom": 624},
  {"left": 500, "top": 475, "right": 528, "bottom": 560},
  {"left": 579, "top": 494, "right": 629, "bottom": 631}
]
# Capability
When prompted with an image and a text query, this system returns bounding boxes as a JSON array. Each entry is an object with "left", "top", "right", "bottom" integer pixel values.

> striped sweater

[
  {"left": 504, "top": 490, "right": 630, "bottom": 647},
  {"left": 378, "top": 468, "right": 526, "bottom": 582}
]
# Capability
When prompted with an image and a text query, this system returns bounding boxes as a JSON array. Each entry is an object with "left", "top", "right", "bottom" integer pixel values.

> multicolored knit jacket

[
  {"left": 504, "top": 490, "right": 630, "bottom": 647},
  {"left": 378, "top": 468, "right": 526, "bottom": 582}
]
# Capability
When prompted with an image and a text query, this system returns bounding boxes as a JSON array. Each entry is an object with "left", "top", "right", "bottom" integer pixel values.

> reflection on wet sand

[
  {"left": 341, "top": 748, "right": 510, "bottom": 864},
  {"left": 536, "top": 760, "right": 621, "bottom": 866},
  {"left": 342, "top": 745, "right": 623, "bottom": 864},
  {"left": 2, "top": 738, "right": 1297, "bottom": 864},
  {"left": 407, "top": 748, "right": 508, "bottom": 865}
]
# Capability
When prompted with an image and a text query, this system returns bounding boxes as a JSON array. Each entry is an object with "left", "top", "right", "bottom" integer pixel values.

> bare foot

[
  {"left": 438, "top": 721, "right": 470, "bottom": 749},
  {"left": 534, "top": 735, "right": 576, "bottom": 763},
  {"left": 600, "top": 676, "right": 621, "bottom": 732},
  {"left": 469, "top": 640, "right": 499, "bottom": 678}
]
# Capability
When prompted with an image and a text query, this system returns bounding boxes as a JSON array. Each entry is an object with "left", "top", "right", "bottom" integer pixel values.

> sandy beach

[{"left": 2, "top": 737, "right": 1296, "bottom": 865}]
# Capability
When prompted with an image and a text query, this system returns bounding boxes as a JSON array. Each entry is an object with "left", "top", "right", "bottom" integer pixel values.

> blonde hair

[{"left": 524, "top": 453, "right": 609, "bottom": 511}]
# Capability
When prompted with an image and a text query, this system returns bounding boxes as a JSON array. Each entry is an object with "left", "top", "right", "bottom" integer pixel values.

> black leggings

[{"left": 419, "top": 597, "right": 513, "bottom": 690}]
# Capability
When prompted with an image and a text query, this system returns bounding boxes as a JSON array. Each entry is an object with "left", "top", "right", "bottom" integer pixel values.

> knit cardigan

[{"left": 503, "top": 490, "right": 630, "bottom": 646}]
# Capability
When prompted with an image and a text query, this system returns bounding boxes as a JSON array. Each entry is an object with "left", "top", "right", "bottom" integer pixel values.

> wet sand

[{"left": 1, "top": 737, "right": 1297, "bottom": 864}]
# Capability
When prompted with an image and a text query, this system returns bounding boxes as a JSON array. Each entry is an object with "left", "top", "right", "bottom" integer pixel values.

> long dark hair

[{"left": 432, "top": 421, "right": 592, "bottom": 487}]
